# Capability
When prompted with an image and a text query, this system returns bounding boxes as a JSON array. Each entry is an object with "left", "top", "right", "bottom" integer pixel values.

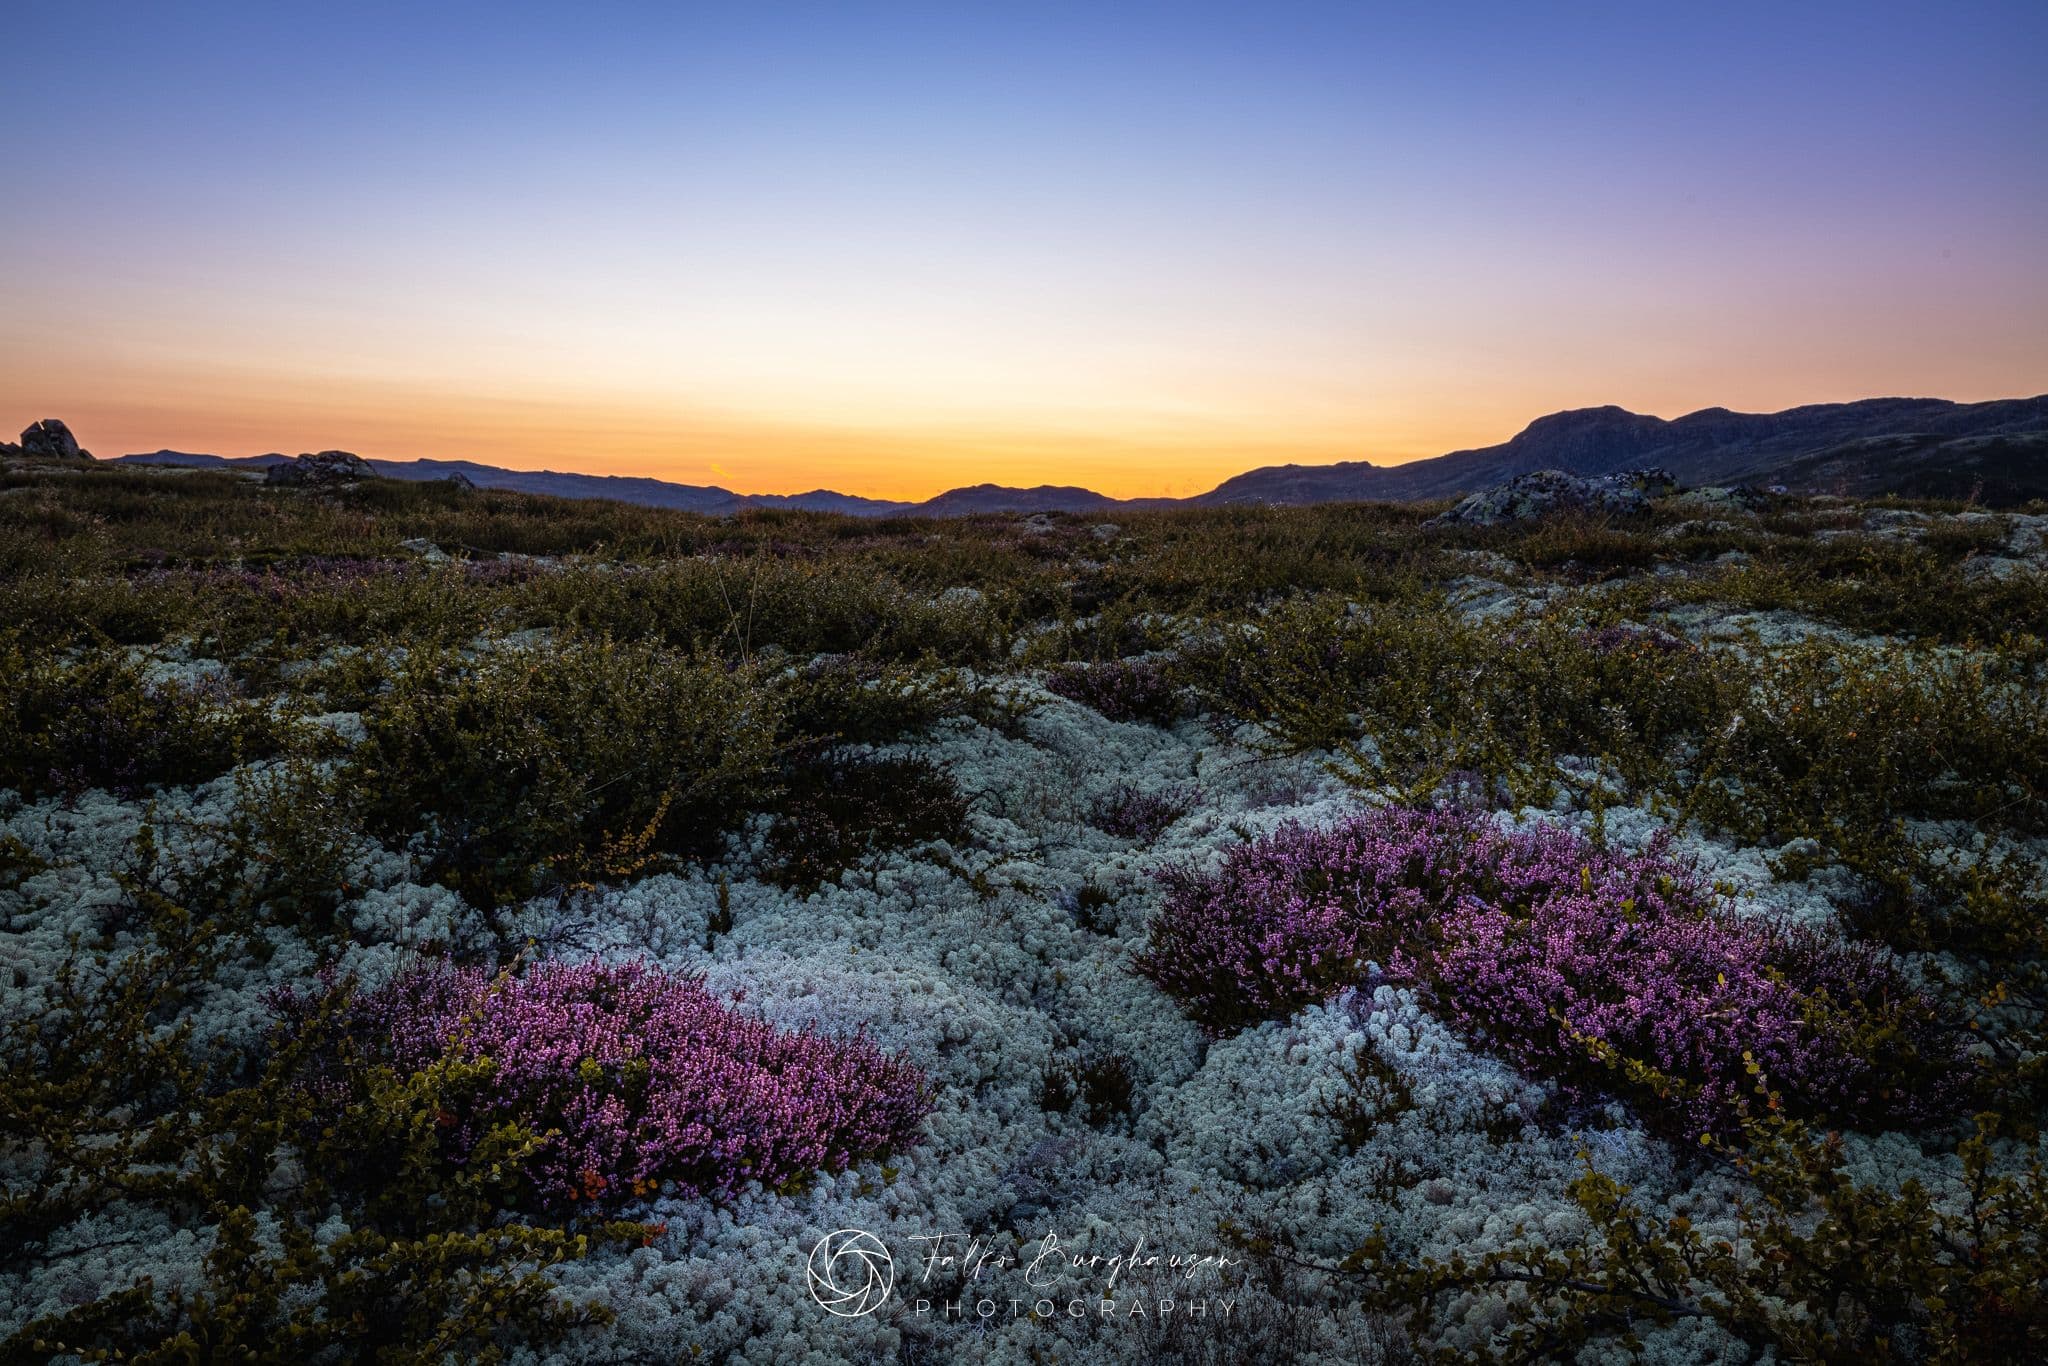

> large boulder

[
  {"left": 1428, "top": 466, "right": 1677, "bottom": 528},
  {"left": 265, "top": 450, "right": 379, "bottom": 486},
  {"left": 18, "top": 418, "right": 91, "bottom": 460}
]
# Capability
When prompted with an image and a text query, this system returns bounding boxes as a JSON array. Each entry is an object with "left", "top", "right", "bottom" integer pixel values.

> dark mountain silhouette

[
  {"left": 111, "top": 452, "right": 913, "bottom": 515},
  {"left": 1757, "top": 431, "right": 2048, "bottom": 505},
  {"left": 911, "top": 483, "right": 1125, "bottom": 516},
  {"left": 1198, "top": 395, "right": 2048, "bottom": 505},
  {"left": 110, "top": 392, "right": 2048, "bottom": 513}
]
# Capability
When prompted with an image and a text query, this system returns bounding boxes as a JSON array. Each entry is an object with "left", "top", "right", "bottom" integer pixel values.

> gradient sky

[{"left": 4, "top": 1, "right": 2044, "bottom": 499}]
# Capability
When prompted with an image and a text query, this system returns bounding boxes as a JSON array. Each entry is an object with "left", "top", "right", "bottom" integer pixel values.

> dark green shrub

[
  {"left": 779, "top": 652, "right": 982, "bottom": 745},
  {"left": 348, "top": 635, "right": 782, "bottom": 909},
  {"left": 761, "top": 748, "right": 970, "bottom": 891},
  {"left": 0, "top": 635, "right": 276, "bottom": 798}
]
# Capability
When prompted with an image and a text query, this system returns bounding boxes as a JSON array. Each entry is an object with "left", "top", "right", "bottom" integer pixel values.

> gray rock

[
  {"left": 18, "top": 418, "right": 90, "bottom": 460},
  {"left": 1666, "top": 485, "right": 1764, "bottom": 514},
  {"left": 2002, "top": 515, "right": 2046, "bottom": 557},
  {"left": 1657, "top": 519, "right": 1740, "bottom": 541},
  {"left": 1427, "top": 466, "right": 1677, "bottom": 528},
  {"left": 1962, "top": 554, "right": 2033, "bottom": 582},
  {"left": 265, "top": 450, "right": 379, "bottom": 486}
]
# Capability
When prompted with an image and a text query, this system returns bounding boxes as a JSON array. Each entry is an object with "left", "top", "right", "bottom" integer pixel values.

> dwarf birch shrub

[
  {"left": 0, "top": 633, "right": 278, "bottom": 799},
  {"left": 1680, "top": 643, "right": 2048, "bottom": 845},
  {"left": 517, "top": 557, "right": 1010, "bottom": 664},
  {"left": 1180, "top": 594, "right": 1731, "bottom": 804},
  {"left": 762, "top": 748, "right": 970, "bottom": 892},
  {"left": 348, "top": 635, "right": 782, "bottom": 909},
  {"left": 779, "top": 651, "right": 985, "bottom": 745},
  {"left": 1184, "top": 594, "right": 2048, "bottom": 868}
]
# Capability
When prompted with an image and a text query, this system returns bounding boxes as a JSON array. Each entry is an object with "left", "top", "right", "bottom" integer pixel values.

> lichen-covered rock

[
  {"left": 1427, "top": 466, "right": 1676, "bottom": 527},
  {"left": 1666, "top": 484, "right": 1765, "bottom": 514}
]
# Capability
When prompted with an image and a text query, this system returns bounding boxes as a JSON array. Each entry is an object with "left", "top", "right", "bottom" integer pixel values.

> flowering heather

[
  {"left": 314, "top": 958, "right": 930, "bottom": 1208},
  {"left": 1138, "top": 806, "right": 1968, "bottom": 1138},
  {"left": 1138, "top": 806, "right": 1496, "bottom": 1034},
  {"left": 1045, "top": 657, "right": 1181, "bottom": 725}
]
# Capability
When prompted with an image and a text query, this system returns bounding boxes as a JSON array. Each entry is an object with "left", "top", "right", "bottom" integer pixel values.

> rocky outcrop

[
  {"left": 18, "top": 419, "right": 91, "bottom": 460},
  {"left": 1666, "top": 485, "right": 1767, "bottom": 514},
  {"left": 265, "top": 450, "right": 379, "bottom": 486},
  {"left": 1427, "top": 467, "right": 1677, "bottom": 528}
]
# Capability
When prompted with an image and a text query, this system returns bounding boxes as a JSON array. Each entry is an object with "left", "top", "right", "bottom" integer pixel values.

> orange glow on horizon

[{"left": 23, "top": 362, "right": 2046, "bottom": 504}]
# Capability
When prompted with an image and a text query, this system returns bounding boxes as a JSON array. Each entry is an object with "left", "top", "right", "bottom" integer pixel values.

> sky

[{"left": 3, "top": 1, "right": 2044, "bottom": 500}]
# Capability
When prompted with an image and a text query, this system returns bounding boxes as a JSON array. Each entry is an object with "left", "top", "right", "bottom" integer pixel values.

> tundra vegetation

[{"left": 2, "top": 459, "right": 2045, "bottom": 1362}]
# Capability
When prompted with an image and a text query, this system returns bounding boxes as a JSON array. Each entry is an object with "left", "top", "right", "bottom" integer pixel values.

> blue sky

[{"left": 4, "top": 1, "right": 2043, "bottom": 495}]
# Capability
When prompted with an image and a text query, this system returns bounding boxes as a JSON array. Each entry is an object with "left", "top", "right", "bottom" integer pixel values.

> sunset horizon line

[{"left": 45, "top": 381, "right": 2047, "bottom": 505}]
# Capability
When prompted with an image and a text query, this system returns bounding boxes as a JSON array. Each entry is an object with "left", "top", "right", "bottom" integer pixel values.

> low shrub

[
  {"left": 0, "top": 830, "right": 639, "bottom": 1362},
  {"left": 311, "top": 958, "right": 932, "bottom": 1209},
  {"left": 1046, "top": 657, "right": 1182, "bottom": 725},
  {"left": 778, "top": 652, "right": 982, "bottom": 746},
  {"left": 761, "top": 748, "right": 971, "bottom": 891},
  {"left": 1087, "top": 783, "right": 1194, "bottom": 841},
  {"left": 1138, "top": 806, "right": 1968, "bottom": 1139},
  {"left": 1336, "top": 1111, "right": 2048, "bottom": 1363},
  {"left": 348, "top": 636, "right": 782, "bottom": 909},
  {"left": 1179, "top": 593, "right": 1732, "bottom": 806},
  {"left": 0, "top": 637, "right": 274, "bottom": 798},
  {"left": 1038, "top": 1048, "right": 1138, "bottom": 1129}
]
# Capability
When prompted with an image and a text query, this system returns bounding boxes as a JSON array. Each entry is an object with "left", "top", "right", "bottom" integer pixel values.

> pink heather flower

[
  {"left": 292, "top": 958, "right": 931, "bottom": 1209},
  {"left": 1137, "top": 806, "right": 1968, "bottom": 1139}
]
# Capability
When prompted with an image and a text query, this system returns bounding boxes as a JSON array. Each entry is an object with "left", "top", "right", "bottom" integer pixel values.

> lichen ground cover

[{"left": 4, "top": 471, "right": 2046, "bottom": 1363}]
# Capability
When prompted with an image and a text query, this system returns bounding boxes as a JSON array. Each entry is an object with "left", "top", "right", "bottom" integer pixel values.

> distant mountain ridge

[
  {"left": 1196, "top": 395, "right": 2048, "bottom": 505},
  {"left": 112, "top": 392, "right": 2048, "bottom": 513},
  {"left": 113, "top": 451, "right": 916, "bottom": 516}
]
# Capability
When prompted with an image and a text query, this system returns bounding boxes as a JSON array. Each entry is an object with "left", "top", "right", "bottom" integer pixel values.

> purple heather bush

[
  {"left": 1045, "top": 657, "right": 1181, "bottom": 726},
  {"left": 1138, "top": 806, "right": 1968, "bottom": 1139},
  {"left": 295, "top": 958, "right": 931, "bottom": 1209}
]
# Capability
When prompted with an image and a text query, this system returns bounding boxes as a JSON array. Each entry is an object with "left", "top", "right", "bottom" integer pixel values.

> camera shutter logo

[{"left": 807, "top": 1229, "right": 894, "bottom": 1316}]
